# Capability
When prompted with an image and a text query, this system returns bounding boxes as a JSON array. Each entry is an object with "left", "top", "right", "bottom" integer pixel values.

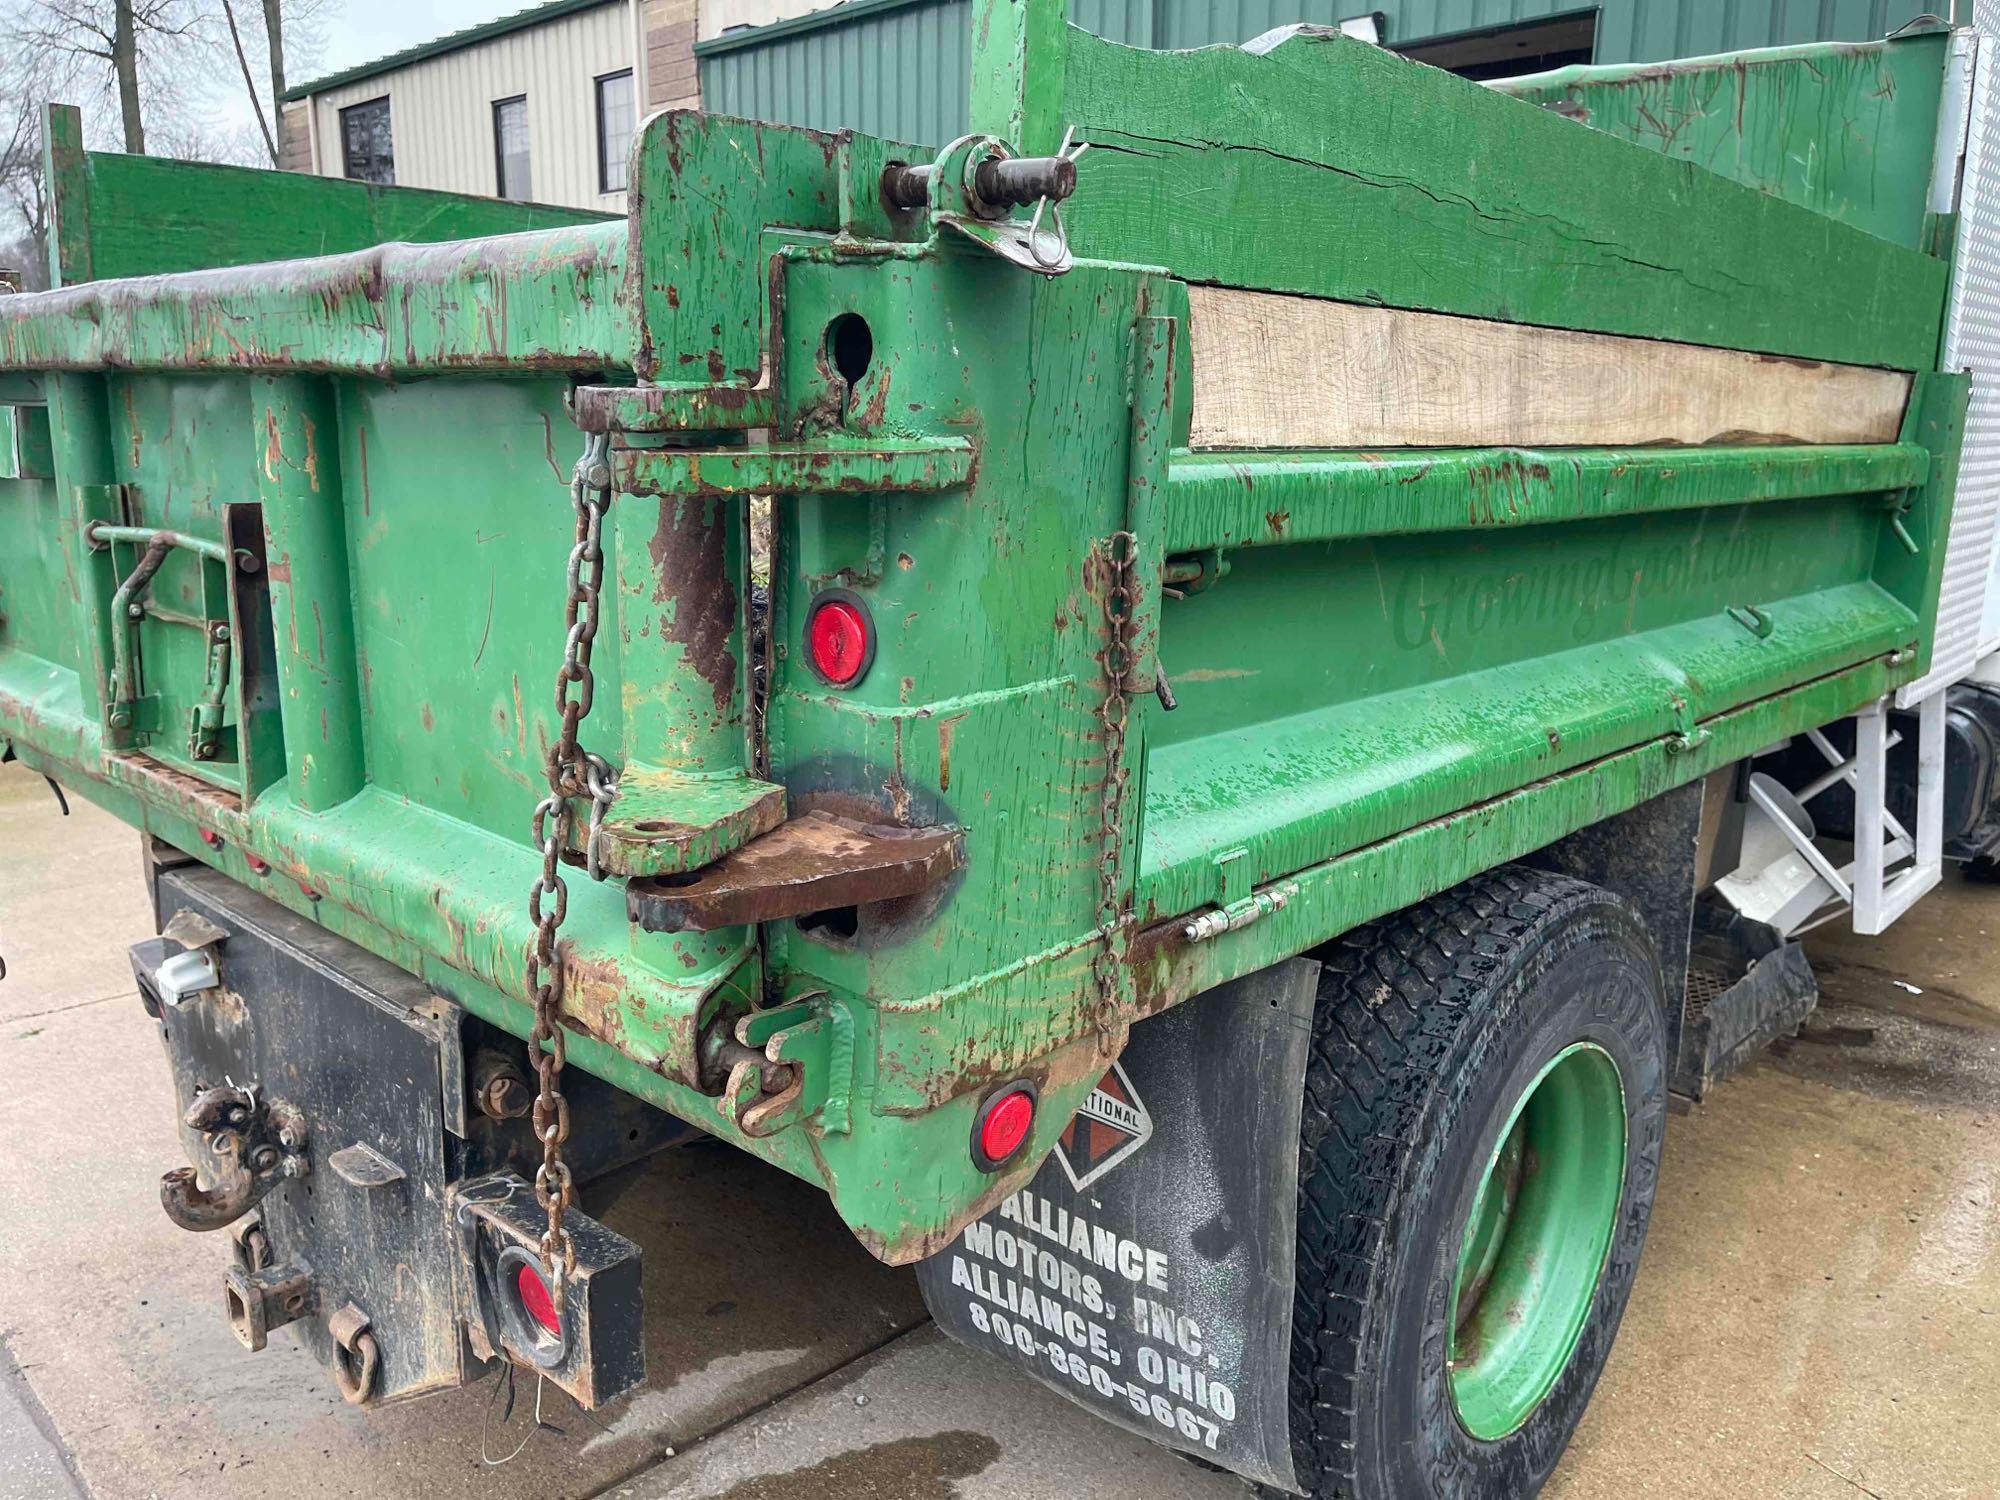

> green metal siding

[{"left": 698, "top": 0, "right": 1931, "bottom": 147}]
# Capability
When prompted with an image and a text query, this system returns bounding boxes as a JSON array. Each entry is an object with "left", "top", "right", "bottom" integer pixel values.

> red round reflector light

[
  {"left": 805, "top": 595, "right": 872, "bottom": 686},
  {"left": 973, "top": 1084, "right": 1037, "bottom": 1171},
  {"left": 515, "top": 1261, "right": 562, "bottom": 1336}
]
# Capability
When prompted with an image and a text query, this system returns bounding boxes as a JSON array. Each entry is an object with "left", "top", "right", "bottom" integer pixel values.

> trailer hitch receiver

[{"left": 160, "top": 1082, "right": 310, "bottom": 1233}]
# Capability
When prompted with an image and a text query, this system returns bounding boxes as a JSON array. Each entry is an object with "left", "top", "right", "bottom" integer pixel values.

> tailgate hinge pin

[{"left": 1183, "top": 882, "right": 1299, "bottom": 944}]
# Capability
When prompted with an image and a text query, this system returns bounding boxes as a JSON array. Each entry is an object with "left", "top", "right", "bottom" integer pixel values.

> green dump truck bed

[{"left": 0, "top": 4, "right": 1985, "bottom": 1490}]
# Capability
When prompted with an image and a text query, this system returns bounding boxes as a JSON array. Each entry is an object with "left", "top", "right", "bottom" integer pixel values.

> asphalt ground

[{"left": 2, "top": 760, "right": 1995, "bottom": 1499}]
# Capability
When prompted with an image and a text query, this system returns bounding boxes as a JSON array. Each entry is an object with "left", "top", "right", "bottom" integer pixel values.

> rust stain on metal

[
  {"left": 262, "top": 409, "right": 284, "bottom": 483},
  {"left": 552, "top": 939, "right": 629, "bottom": 1051},
  {"left": 937, "top": 712, "right": 966, "bottom": 792},
  {"left": 647, "top": 494, "right": 738, "bottom": 720},
  {"left": 852, "top": 1035, "right": 1112, "bottom": 1266},
  {"left": 538, "top": 413, "right": 566, "bottom": 483},
  {"left": 627, "top": 811, "right": 965, "bottom": 932}
]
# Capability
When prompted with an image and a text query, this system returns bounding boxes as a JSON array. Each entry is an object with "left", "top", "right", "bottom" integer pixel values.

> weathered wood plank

[
  {"left": 1060, "top": 26, "right": 1950, "bottom": 370},
  {"left": 1187, "top": 286, "right": 1913, "bottom": 450}
]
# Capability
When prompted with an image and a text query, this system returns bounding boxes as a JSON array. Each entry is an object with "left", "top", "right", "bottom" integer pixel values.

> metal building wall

[
  {"left": 698, "top": 0, "right": 1932, "bottom": 147},
  {"left": 308, "top": 0, "right": 633, "bottom": 212}
]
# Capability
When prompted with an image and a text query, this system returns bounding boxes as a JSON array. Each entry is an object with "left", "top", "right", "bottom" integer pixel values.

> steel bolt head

[
  {"left": 478, "top": 1074, "right": 532, "bottom": 1120},
  {"left": 251, "top": 1145, "right": 280, "bottom": 1172}
]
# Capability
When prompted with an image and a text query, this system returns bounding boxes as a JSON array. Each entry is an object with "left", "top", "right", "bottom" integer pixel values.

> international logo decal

[{"left": 1053, "top": 1061, "right": 1153, "bottom": 1191}]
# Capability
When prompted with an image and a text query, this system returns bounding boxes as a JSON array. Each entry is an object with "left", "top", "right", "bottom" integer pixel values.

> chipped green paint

[
  {"left": 0, "top": 0, "right": 1973, "bottom": 1264},
  {"left": 1495, "top": 30, "right": 1952, "bottom": 252},
  {"left": 1058, "top": 25, "right": 1950, "bottom": 368},
  {"left": 612, "top": 437, "right": 977, "bottom": 497},
  {"left": 0, "top": 223, "right": 636, "bottom": 374},
  {"left": 256, "top": 376, "right": 365, "bottom": 811},
  {"left": 1164, "top": 444, "right": 1933, "bottom": 552}
]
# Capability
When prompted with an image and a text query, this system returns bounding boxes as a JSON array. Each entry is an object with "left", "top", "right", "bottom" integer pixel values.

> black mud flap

[
  {"left": 918, "top": 960, "right": 1317, "bottom": 1493},
  {"left": 1677, "top": 902, "right": 1819, "bottom": 1097}
]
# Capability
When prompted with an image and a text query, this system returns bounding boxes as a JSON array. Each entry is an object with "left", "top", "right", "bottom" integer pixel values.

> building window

[
  {"left": 1399, "top": 12, "right": 1597, "bottom": 81},
  {"left": 493, "top": 95, "right": 532, "bottom": 201},
  {"left": 339, "top": 97, "right": 393, "bottom": 185},
  {"left": 596, "top": 70, "right": 635, "bottom": 194}
]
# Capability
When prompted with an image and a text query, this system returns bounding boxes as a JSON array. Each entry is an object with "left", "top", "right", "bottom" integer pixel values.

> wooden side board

[{"left": 1186, "top": 286, "right": 1914, "bottom": 451}]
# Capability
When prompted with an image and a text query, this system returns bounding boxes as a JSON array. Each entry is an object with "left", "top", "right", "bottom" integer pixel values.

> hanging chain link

[
  {"left": 1091, "top": 530, "right": 1139, "bottom": 1032},
  {"left": 524, "top": 430, "right": 619, "bottom": 1291}
]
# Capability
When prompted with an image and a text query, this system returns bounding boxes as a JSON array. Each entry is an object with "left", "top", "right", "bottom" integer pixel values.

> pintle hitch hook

[{"left": 160, "top": 1082, "right": 310, "bottom": 1233}]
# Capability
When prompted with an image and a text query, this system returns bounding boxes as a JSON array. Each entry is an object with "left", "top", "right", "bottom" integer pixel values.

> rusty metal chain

[
  {"left": 1091, "top": 530, "right": 1138, "bottom": 1032},
  {"left": 524, "top": 430, "right": 619, "bottom": 1292}
]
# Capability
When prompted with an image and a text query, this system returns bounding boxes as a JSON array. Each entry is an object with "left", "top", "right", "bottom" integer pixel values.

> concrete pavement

[
  {"left": 2, "top": 759, "right": 1996, "bottom": 1499},
  {"left": 0, "top": 1336, "right": 82, "bottom": 1500},
  {"left": 0, "top": 766, "right": 925, "bottom": 1499}
]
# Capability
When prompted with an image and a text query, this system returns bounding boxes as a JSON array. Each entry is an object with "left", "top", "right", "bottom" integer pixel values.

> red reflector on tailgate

[{"left": 806, "top": 594, "right": 872, "bottom": 686}]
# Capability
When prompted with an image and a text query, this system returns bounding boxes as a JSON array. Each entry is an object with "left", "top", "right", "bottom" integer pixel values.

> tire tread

[{"left": 1287, "top": 865, "right": 1593, "bottom": 1496}]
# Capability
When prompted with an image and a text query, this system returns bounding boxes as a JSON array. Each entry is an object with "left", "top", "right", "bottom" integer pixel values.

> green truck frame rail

[{"left": 0, "top": 2, "right": 1968, "bottom": 1263}]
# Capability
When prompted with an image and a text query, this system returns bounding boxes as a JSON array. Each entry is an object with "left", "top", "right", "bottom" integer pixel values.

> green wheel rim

[{"left": 1448, "top": 1041, "right": 1627, "bottom": 1440}]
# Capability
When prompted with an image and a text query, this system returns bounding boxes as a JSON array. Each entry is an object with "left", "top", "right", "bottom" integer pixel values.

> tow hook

[
  {"left": 328, "top": 1304, "right": 380, "bottom": 1405},
  {"left": 159, "top": 1082, "right": 310, "bottom": 1233}
]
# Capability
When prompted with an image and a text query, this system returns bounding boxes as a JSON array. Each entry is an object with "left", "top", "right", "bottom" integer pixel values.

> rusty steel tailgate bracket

[
  {"left": 625, "top": 811, "right": 965, "bottom": 932},
  {"left": 610, "top": 437, "right": 976, "bottom": 498}
]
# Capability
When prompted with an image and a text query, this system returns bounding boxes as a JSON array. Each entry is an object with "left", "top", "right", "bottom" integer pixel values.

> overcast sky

[
  {"left": 186, "top": 0, "right": 515, "bottom": 142},
  {"left": 311, "top": 0, "right": 517, "bottom": 81}
]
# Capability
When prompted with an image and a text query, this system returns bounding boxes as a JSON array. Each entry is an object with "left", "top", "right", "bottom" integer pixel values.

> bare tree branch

[
  {"left": 261, "top": 0, "right": 284, "bottom": 121},
  {"left": 0, "top": 0, "right": 340, "bottom": 282},
  {"left": 218, "top": 0, "right": 275, "bottom": 162}
]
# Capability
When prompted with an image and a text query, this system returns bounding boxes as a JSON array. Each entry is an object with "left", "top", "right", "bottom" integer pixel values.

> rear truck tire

[{"left": 1283, "top": 866, "right": 1669, "bottom": 1499}]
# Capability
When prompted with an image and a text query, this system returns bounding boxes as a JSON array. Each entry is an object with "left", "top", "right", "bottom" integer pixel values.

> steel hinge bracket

[
  {"left": 611, "top": 437, "right": 975, "bottom": 499},
  {"left": 719, "top": 994, "right": 855, "bottom": 1138},
  {"left": 884, "top": 131, "right": 1086, "bottom": 276},
  {"left": 561, "top": 763, "right": 787, "bottom": 879},
  {"left": 1183, "top": 881, "right": 1299, "bottom": 944},
  {"left": 627, "top": 810, "right": 966, "bottom": 932},
  {"left": 1665, "top": 692, "right": 1711, "bottom": 756}
]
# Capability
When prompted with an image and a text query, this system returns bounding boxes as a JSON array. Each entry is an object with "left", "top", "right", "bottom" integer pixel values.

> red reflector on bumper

[
  {"left": 516, "top": 1261, "right": 561, "bottom": 1335},
  {"left": 973, "top": 1084, "right": 1037, "bottom": 1171}
]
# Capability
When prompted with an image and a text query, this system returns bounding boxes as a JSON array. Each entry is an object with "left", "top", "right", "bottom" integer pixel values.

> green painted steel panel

[
  {"left": 1055, "top": 26, "right": 1947, "bottom": 368},
  {"left": 1495, "top": 29, "right": 1951, "bottom": 249},
  {"left": 39, "top": 104, "right": 611, "bottom": 289},
  {"left": 698, "top": 0, "right": 1934, "bottom": 147}
]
